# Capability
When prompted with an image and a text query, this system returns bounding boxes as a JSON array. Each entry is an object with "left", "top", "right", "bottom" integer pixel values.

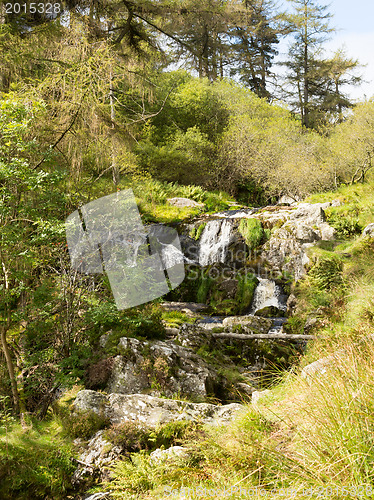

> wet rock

[
  {"left": 286, "top": 294, "right": 298, "bottom": 315},
  {"left": 161, "top": 302, "right": 208, "bottom": 315},
  {"left": 217, "top": 278, "right": 238, "bottom": 299},
  {"left": 254, "top": 306, "right": 284, "bottom": 318}
]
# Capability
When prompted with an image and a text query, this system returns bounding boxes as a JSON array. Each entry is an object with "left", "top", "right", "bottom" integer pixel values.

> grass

[{"left": 0, "top": 417, "right": 76, "bottom": 500}]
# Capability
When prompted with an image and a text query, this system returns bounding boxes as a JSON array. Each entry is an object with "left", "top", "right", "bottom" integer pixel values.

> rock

[
  {"left": 149, "top": 446, "right": 190, "bottom": 464},
  {"left": 260, "top": 202, "right": 336, "bottom": 280},
  {"left": 304, "top": 316, "right": 319, "bottom": 332},
  {"left": 105, "top": 336, "right": 223, "bottom": 400},
  {"left": 278, "top": 195, "right": 300, "bottom": 206},
  {"left": 217, "top": 278, "right": 238, "bottom": 299},
  {"left": 241, "top": 372, "right": 260, "bottom": 388},
  {"left": 251, "top": 389, "right": 271, "bottom": 405},
  {"left": 331, "top": 199, "right": 343, "bottom": 207},
  {"left": 254, "top": 306, "right": 284, "bottom": 318},
  {"left": 362, "top": 223, "right": 374, "bottom": 237},
  {"left": 222, "top": 315, "right": 272, "bottom": 334},
  {"left": 235, "top": 382, "right": 256, "bottom": 397},
  {"left": 167, "top": 197, "right": 204, "bottom": 208},
  {"left": 301, "top": 355, "right": 335, "bottom": 381},
  {"left": 83, "top": 493, "right": 110, "bottom": 500},
  {"left": 72, "top": 429, "right": 123, "bottom": 487},
  {"left": 74, "top": 390, "right": 245, "bottom": 427},
  {"left": 319, "top": 222, "right": 336, "bottom": 241},
  {"left": 286, "top": 294, "right": 297, "bottom": 314},
  {"left": 176, "top": 323, "right": 213, "bottom": 350},
  {"left": 74, "top": 390, "right": 108, "bottom": 416},
  {"left": 161, "top": 301, "right": 208, "bottom": 315},
  {"left": 289, "top": 203, "right": 328, "bottom": 225}
]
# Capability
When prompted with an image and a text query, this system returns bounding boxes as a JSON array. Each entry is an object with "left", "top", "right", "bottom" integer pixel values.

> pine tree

[
  {"left": 230, "top": 0, "right": 281, "bottom": 99},
  {"left": 283, "top": 0, "right": 334, "bottom": 128}
]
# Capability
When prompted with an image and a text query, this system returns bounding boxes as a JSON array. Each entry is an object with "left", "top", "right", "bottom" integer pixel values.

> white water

[
  {"left": 250, "top": 278, "right": 287, "bottom": 314},
  {"left": 198, "top": 219, "right": 233, "bottom": 267}
]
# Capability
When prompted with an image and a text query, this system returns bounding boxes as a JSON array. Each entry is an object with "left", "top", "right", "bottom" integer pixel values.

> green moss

[
  {"left": 189, "top": 222, "right": 207, "bottom": 240},
  {"left": 238, "top": 218, "right": 264, "bottom": 250},
  {"left": 235, "top": 273, "right": 258, "bottom": 314}
]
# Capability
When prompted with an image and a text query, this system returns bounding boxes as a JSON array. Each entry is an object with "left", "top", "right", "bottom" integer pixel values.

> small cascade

[
  {"left": 198, "top": 219, "right": 233, "bottom": 267},
  {"left": 250, "top": 278, "right": 287, "bottom": 314}
]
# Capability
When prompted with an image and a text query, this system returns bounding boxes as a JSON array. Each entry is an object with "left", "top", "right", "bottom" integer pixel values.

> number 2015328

[{"left": 5, "top": 3, "right": 61, "bottom": 14}]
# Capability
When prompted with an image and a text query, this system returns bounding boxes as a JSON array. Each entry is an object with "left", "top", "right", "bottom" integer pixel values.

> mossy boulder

[{"left": 254, "top": 306, "right": 285, "bottom": 318}]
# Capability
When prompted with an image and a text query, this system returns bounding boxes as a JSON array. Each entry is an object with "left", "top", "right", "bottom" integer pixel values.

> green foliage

[
  {"left": 58, "top": 407, "right": 110, "bottom": 440},
  {"left": 309, "top": 256, "right": 344, "bottom": 291},
  {"left": 103, "top": 422, "right": 152, "bottom": 452},
  {"left": 235, "top": 273, "right": 258, "bottom": 315},
  {"left": 196, "top": 273, "right": 213, "bottom": 304},
  {"left": 326, "top": 206, "right": 363, "bottom": 238},
  {"left": 0, "top": 422, "right": 76, "bottom": 500},
  {"left": 189, "top": 222, "right": 207, "bottom": 240},
  {"left": 238, "top": 218, "right": 264, "bottom": 249}
]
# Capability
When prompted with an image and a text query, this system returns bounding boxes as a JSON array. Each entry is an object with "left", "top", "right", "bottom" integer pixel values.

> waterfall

[
  {"left": 250, "top": 278, "right": 287, "bottom": 314},
  {"left": 198, "top": 219, "right": 233, "bottom": 267}
]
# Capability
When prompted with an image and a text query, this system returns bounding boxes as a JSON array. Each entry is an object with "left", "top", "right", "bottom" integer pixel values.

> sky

[{"left": 278, "top": 0, "right": 374, "bottom": 101}]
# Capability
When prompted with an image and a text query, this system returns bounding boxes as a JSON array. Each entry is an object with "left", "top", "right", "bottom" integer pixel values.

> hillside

[{"left": 2, "top": 176, "right": 374, "bottom": 499}]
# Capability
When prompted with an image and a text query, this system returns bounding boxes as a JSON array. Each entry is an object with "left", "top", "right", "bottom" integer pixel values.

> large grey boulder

[
  {"left": 222, "top": 315, "right": 272, "bottom": 334},
  {"left": 105, "top": 336, "right": 222, "bottom": 400},
  {"left": 74, "top": 390, "right": 245, "bottom": 428}
]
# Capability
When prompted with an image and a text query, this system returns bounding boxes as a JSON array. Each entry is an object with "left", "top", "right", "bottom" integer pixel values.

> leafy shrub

[
  {"left": 326, "top": 207, "right": 363, "bottom": 238},
  {"left": 103, "top": 422, "right": 152, "bottom": 453},
  {"left": 85, "top": 357, "right": 115, "bottom": 390}
]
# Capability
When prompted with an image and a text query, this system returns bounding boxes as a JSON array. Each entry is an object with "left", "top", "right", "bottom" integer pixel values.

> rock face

[
  {"left": 74, "top": 390, "right": 245, "bottom": 428},
  {"left": 259, "top": 202, "right": 336, "bottom": 280},
  {"left": 105, "top": 337, "right": 224, "bottom": 400}
]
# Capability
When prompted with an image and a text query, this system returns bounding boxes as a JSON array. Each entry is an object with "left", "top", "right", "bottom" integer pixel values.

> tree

[
  {"left": 283, "top": 0, "right": 334, "bottom": 128},
  {"left": 230, "top": 0, "right": 281, "bottom": 99},
  {"left": 308, "top": 49, "right": 362, "bottom": 126}
]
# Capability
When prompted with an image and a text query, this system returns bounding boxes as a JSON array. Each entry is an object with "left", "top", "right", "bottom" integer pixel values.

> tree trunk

[
  {"left": 212, "top": 332, "right": 314, "bottom": 341},
  {"left": 0, "top": 325, "right": 19, "bottom": 414}
]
